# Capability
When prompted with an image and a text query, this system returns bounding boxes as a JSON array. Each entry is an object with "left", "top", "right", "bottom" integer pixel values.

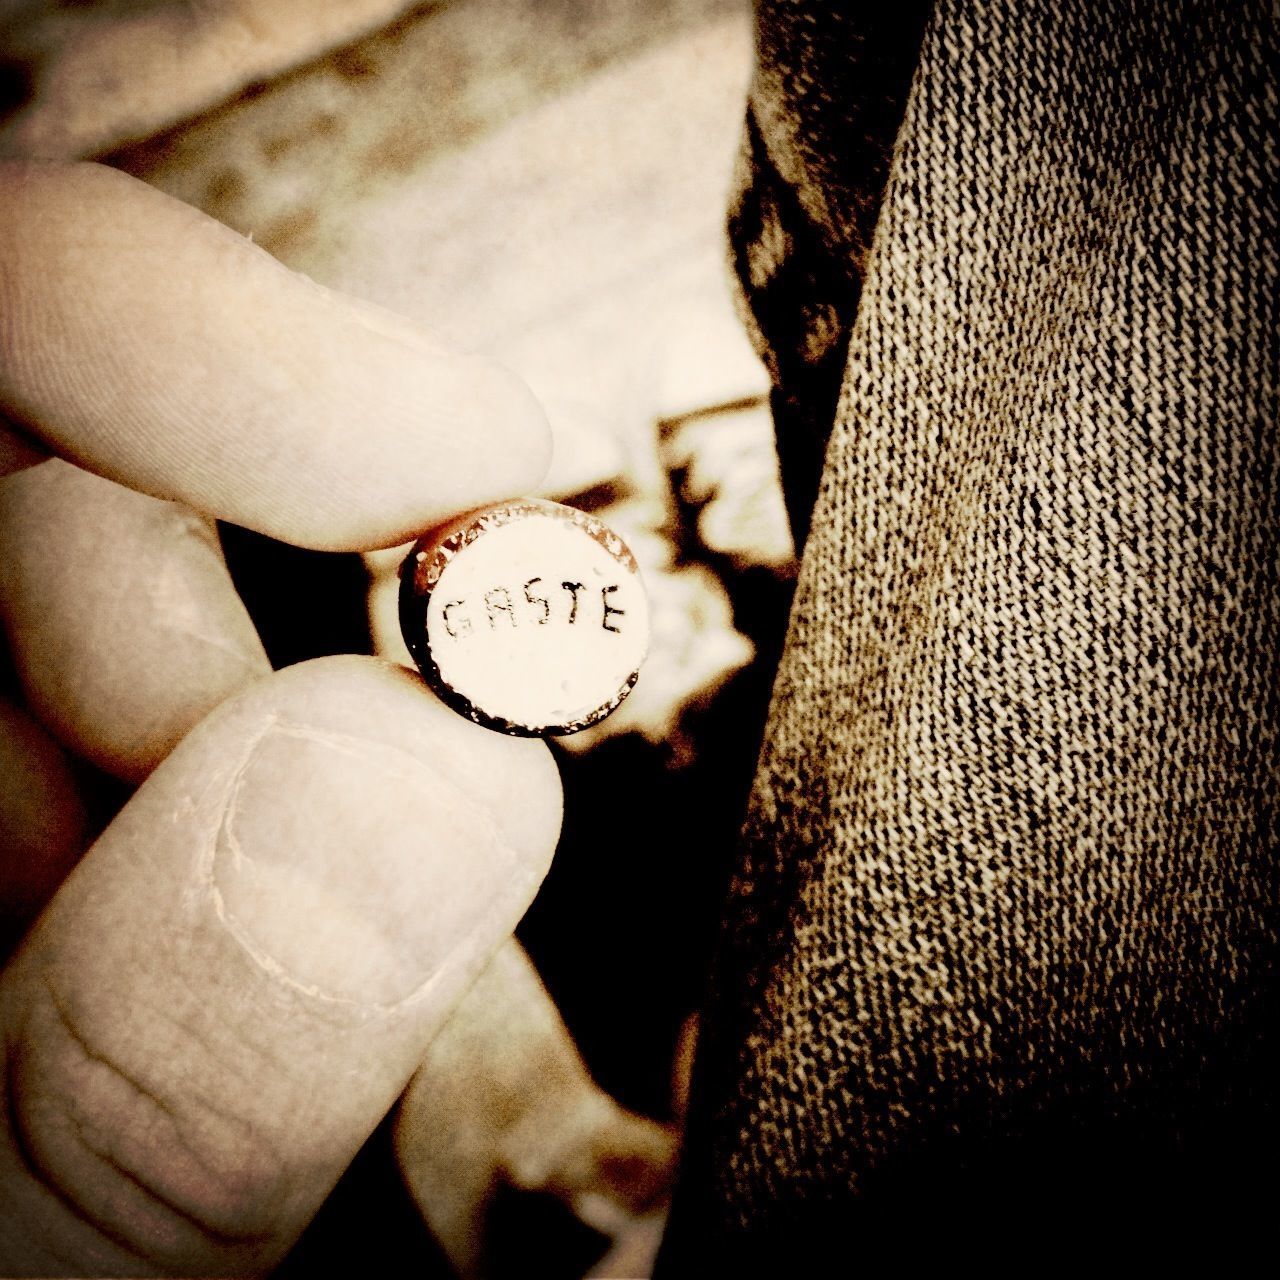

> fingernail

[{"left": 210, "top": 719, "right": 521, "bottom": 1008}]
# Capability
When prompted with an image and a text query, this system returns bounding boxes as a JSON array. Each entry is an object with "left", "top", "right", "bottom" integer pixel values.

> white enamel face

[{"left": 424, "top": 513, "right": 649, "bottom": 732}]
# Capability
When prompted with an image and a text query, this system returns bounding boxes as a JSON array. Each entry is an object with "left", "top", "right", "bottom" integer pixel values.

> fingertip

[
  {"left": 255, "top": 655, "right": 563, "bottom": 872},
  {"left": 0, "top": 161, "right": 555, "bottom": 553},
  {"left": 457, "top": 361, "right": 555, "bottom": 508},
  {"left": 0, "top": 654, "right": 564, "bottom": 1272},
  {"left": 277, "top": 338, "right": 554, "bottom": 554}
]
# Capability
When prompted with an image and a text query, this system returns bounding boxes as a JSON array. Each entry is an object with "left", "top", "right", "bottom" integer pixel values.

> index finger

[{"left": 0, "top": 161, "right": 551, "bottom": 551}]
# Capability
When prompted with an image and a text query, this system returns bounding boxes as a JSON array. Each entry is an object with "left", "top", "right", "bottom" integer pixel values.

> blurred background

[{"left": 1, "top": 2, "right": 796, "bottom": 1274}]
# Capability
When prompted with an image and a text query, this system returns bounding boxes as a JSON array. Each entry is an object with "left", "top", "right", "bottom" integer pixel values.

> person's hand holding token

[{"left": 0, "top": 160, "right": 566, "bottom": 1274}]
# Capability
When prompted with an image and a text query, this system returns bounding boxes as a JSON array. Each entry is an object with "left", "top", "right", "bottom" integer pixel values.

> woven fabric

[
  {"left": 664, "top": 0, "right": 1278, "bottom": 1264},
  {"left": 724, "top": 3, "right": 932, "bottom": 548}
]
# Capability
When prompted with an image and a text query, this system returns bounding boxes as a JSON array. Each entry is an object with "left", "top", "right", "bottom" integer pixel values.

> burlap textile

[{"left": 662, "top": 0, "right": 1278, "bottom": 1266}]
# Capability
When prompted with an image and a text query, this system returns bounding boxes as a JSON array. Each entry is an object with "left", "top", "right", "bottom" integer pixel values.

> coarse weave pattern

[{"left": 664, "top": 0, "right": 1278, "bottom": 1263}]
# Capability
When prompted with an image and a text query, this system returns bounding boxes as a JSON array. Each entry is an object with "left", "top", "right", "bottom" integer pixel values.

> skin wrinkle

[
  {"left": 3, "top": 991, "right": 294, "bottom": 1273},
  {"left": 43, "top": 983, "right": 282, "bottom": 1235},
  {"left": 198, "top": 712, "right": 516, "bottom": 1014},
  {"left": 39, "top": 977, "right": 284, "bottom": 1246},
  {"left": 40, "top": 979, "right": 179, "bottom": 1133},
  {"left": 10, "top": 1093, "right": 257, "bottom": 1274},
  {"left": 129, "top": 973, "right": 279, "bottom": 1105},
  {"left": 149, "top": 926, "right": 309, "bottom": 1095},
  {"left": 4, "top": 1041, "right": 158, "bottom": 1272},
  {"left": 0, "top": 1148, "right": 99, "bottom": 1280}
]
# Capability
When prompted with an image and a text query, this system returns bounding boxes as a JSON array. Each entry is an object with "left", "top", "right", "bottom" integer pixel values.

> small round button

[{"left": 399, "top": 499, "right": 650, "bottom": 735}]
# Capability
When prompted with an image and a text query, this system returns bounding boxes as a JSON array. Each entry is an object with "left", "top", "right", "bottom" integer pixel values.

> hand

[{"left": 0, "top": 160, "right": 563, "bottom": 1274}]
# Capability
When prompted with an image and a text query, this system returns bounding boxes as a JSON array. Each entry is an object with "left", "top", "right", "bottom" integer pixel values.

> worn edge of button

[{"left": 398, "top": 498, "right": 647, "bottom": 737}]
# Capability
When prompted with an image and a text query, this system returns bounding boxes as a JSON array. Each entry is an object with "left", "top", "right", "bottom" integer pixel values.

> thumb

[{"left": 0, "top": 657, "right": 561, "bottom": 1276}]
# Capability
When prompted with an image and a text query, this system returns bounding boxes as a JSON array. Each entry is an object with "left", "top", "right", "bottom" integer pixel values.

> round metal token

[{"left": 399, "top": 499, "right": 649, "bottom": 736}]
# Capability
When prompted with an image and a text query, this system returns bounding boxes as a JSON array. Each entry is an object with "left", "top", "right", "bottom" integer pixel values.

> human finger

[
  {"left": 0, "top": 656, "right": 562, "bottom": 1275},
  {"left": 0, "top": 161, "right": 551, "bottom": 552},
  {"left": 396, "top": 939, "right": 677, "bottom": 1276},
  {"left": 0, "top": 460, "right": 269, "bottom": 782}
]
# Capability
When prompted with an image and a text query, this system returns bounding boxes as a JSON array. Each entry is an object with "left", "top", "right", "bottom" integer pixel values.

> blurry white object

[
  {"left": 396, "top": 940, "right": 677, "bottom": 1279},
  {"left": 663, "top": 402, "right": 796, "bottom": 571}
]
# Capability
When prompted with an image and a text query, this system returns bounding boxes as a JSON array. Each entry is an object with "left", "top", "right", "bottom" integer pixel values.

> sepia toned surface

[
  {"left": 1, "top": 1, "right": 789, "bottom": 1276},
  {"left": 2, "top": 0, "right": 1275, "bottom": 1274}
]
